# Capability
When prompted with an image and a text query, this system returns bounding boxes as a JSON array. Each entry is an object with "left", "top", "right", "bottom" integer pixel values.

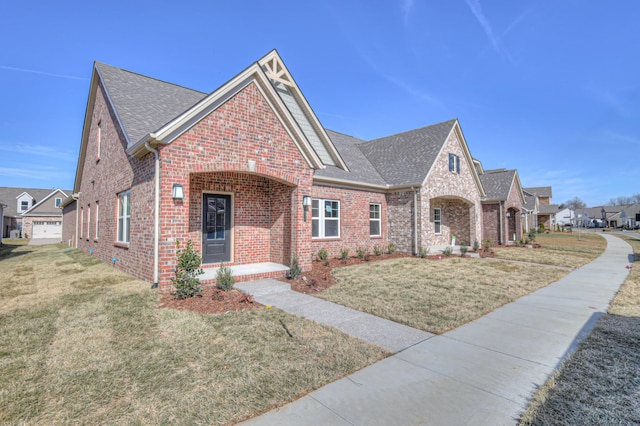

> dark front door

[{"left": 202, "top": 194, "right": 231, "bottom": 264}]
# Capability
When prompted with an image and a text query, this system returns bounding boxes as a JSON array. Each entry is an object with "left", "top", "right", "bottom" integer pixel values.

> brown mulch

[{"left": 159, "top": 286, "right": 261, "bottom": 315}]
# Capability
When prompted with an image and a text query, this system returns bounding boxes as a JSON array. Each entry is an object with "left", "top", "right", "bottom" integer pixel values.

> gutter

[
  {"left": 412, "top": 186, "right": 419, "bottom": 255},
  {"left": 73, "top": 193, "right": 80, "bottom": 248},
  {"left": 145, "top": 140, "right": 160, "bottom": 288},
  {"left": 499, "top": 201, "right": 504, "bottom": 245}
]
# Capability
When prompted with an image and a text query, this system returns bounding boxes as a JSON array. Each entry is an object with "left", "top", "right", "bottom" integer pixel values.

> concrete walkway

[{"left": 239, "top": 234, "right": 632, "bottom": 425}]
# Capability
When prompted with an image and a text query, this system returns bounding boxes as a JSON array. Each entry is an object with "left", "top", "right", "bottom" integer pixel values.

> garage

[{"left": 32, "top": 221, "right": 62, "bottom": 239}]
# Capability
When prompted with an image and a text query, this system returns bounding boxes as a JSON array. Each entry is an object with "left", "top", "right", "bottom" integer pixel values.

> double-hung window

[
  {"left": 448, "top": 153, "right": 461, "bottom": 174},
  {"left": 369, "top": 203, "right": 381, "bottom": 236},
  {"left": 312, "top": 199, "right": 340, "bottom": 238},
  {"left": 117, "top": 190, "right": 131, "bottom": 243},
  {"left": 434, "top": 208, "right": 442, "bottom": 234},
  {"left": 95, "top": 201, "right": 99, "bottom": 240}
]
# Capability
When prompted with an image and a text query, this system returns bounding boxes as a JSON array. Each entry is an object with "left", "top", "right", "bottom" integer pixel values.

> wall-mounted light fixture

[
  {"left": 172, "top": 183, "right": 184, "bottom": 199},
  {"left": 302, "top": 195, "right": 312, "bottom": 221},
  {"left": 506, "top": 211, "right": 511, "bottom": 217}
]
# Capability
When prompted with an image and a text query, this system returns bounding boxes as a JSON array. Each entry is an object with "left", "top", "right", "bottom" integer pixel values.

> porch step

[{"left": 200, "top": 262, "right": 289, "bottom": 284}]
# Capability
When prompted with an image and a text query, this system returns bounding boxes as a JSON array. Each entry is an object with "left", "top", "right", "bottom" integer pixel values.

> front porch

[{"left": 200, "top": 262, "right": 290, "bottom": 285}]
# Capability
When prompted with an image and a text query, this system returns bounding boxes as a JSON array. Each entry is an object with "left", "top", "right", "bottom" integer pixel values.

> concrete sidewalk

[{"left": 239, "top": 234, "right": 632, "bottom": 425}]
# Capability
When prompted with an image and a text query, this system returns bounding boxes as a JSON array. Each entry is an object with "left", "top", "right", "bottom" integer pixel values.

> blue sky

[{"left": 1, "top": 1, "right": 638, "bottom": 206}]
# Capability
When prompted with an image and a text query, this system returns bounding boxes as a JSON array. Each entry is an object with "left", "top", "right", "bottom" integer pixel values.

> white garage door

[{"left": 32, "top": 221, "right": 62, "bottom": 239}]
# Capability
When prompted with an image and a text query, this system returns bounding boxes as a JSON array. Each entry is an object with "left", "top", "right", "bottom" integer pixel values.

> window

[
  {"left": 448, "top": 153, "right": 461, "bottom": 174},
  {"left": 80, "top": 207, "right": 84, "bottom": 239},
  {"left": 87, "top": 204, "right": 91, "bottom": 240},
  {"left": 312, "top": 199, "right": 340, "bottom": 238},
  {"left": 96, "top": 120, "right": 101, "bottom": 161},
  {"left": 117, "top": 190, "right": 131, "bottom": 243},
  {"left": 20, "top": 200, "right": 29, "bottom": 211},
  {"left": 434, "top": 208, "right": 442, "bottom": 234},
  {"left": 95, "top": 201, "right": 99, "bottom": 240},
  {"left": 55, "top": 198, "right": 62, "bottom": 207},
  {"left": 370, "top": 203, "right": 381, "bottom": 236}
]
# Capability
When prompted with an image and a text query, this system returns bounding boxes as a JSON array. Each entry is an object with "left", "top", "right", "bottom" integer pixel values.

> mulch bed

[{"left": 159, "top": 286, "right": 261, "bottom": 315}]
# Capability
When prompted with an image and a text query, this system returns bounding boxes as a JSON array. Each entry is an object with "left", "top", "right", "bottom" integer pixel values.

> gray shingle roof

[
  {"left": 538, "top": 204, "right": 559, "bottom": 214},
  {"left": 95, "top": 62, "right": 207, "bottom": 146},
  {"left": 0, "top": 187, "right": 70, "bottom": 218},
  {"left": 524, "top": 186, "right": 552, "bottom": 198},
  {"left": 316, "top": 131, "right": 387, "bottom": 186},
  {"left": 479, "top": 169, "right": 515, "bottom": 201},
  {"left": 357, "top": 119, "right": 457, "bottom": 186}
]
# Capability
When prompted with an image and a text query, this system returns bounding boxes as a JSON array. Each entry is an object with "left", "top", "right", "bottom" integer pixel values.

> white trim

[
  {"left": 116, "top": 190, "right": 131, "bottom": 244},
  {"left": 434, "top": 207, "right": 442, "bottom": 235},
  {"left": 312, "top": 198, "right": 340, "bottom": 239},
  {"left": 369, "top": 203, "right": 382, "bottom": 237}
]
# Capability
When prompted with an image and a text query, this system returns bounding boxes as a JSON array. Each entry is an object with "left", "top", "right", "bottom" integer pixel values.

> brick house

[
  {"left": 0, "top": 187, "right": 68, "bottom": 240},
  {"left": 63, "top": 50, "right": 486, "bottom": 290},
  {"left": 523, "top": 186, "right": 558, "bottom": 231},
  {"left": 477, "top": 167, "right": 525, "bottom": 244}
]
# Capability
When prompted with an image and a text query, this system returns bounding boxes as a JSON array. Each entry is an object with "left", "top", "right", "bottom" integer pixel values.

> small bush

[
  {"left": 418, "top": 246, "right": 429, "bottom": 258},
  {"left": 373, "top": 245, "right": 383, "bottom": 256},
  {"left": 356, "top": 247, "right": 367, "bottom": 259},
  {"left": 483, "top": 239, "right": 492, "bottom": 252},
  {"left": 473, "top": 240, "right": 480, "bottom": 252},
  {"left": 388, "top": 243, "right": 396, "bottom": 254},
  {"left": 172, "top": 240, "right": 204, "bottom": 299},
  {"left": 339, "top": 248, "right": 349, "bottom": 261},
  {"left": 317, "top": 248, "right": 329, "bottom": 261},
  {"left": 442, "top": 246, "right": 453, "bottom": 257},
  {"left": 528, "top": 230, "right": 537, "bottom": 242},
  {"left": 216, "top": 263, "right": 235, "bottom": 291},
  {"left": 288, "top": 256, "right": 302, "bottom": 280},
  {"left": 460, "top": 245, "right": 468, "bottom": 256}
]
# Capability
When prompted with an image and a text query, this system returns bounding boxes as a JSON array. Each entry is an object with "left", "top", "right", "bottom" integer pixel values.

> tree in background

[
  {"left": 608, "top": 194, "right": 640, "bottom": 205},
  {"left": 565, "top": 197, "right": 587, "bottom": 211}
]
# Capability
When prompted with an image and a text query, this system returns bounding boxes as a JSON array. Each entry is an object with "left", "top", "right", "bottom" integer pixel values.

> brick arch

[{"left": 189, "top": 161, "right": 300, "bottom": 186}]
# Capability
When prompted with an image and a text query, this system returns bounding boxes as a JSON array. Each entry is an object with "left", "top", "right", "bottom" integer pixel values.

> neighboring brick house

[
  {"left": 0, "top": 187, "right": 68, "bottom": 239},
  {"left": 62, "top": 50, "right": 487, "bottom": 291},
  {"left": 523, "top": 186, "right": 558, "bottom": 231},
  {"left": 478, "top": 168, "right": 525, "bottom": 244}
]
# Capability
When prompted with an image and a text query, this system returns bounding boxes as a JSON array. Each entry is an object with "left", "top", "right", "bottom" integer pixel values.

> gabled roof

[
  {"left": 479, "top": 169, "right": 524, "bottom": 203},
  {"left": 524, "top": 186, "right": 552, "bottom": 198},
  {"left": 22, "top": 189, "right": 69, "bottom": 216},
  {"left": 0, "top": 199, "right": 7, "bottom": 208},
  {"left": 358, "top": 120, "right": 457, "bottom": 187},
  {"left": 0, "top": 187, "right": 64, "bottom": 218}
]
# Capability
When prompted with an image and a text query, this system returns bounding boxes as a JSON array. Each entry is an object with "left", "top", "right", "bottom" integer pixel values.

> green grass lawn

[
  {"left": 0, "top": 242, "right": 386, "bottom": 425},
  {"left": 519, "top": 234, "right": 640, "bottom": 425}
]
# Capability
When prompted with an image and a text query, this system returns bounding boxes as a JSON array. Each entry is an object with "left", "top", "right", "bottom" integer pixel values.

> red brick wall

[
  {"left": 482, "top": 203, "right": 500, "bottom": 244},
  {"left": 156, "top": 81, "right": 314, "bottom": 289},
  {"left": 62, "top": 201, "right": 77, "bottom": 245},
  {"left": 309, "top": 185, "right": 388, "bottom": 260},
  {"left": 64, "top": 80, "right": 156, "bottom": 283}
]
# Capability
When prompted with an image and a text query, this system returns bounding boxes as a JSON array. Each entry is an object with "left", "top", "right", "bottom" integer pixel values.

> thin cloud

[
  {"left": 0, "top": 166, "right": 71, "bottom": 181},
  {"left": 465, "top": 0, "right": 512, "bottom": 62},
  {"left": 401, "top": 0, "right": 414, "bottom": 26},
  {"left": 0, "top": 143, "right": 75, "bottom": 161},
  {"left": 0, "top": 65, "right": 86, "bottom": 81}
]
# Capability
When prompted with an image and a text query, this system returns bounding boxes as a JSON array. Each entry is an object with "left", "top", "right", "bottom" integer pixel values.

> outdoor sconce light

[
  {"left": 506, "top": 211, "right": 511, "bottom": 217},
  {"left": 302, "top": 195, "right": 312, "bottom": 221},
  {"left": 172, "top": 183, "right": 184, "bottom": 199}
]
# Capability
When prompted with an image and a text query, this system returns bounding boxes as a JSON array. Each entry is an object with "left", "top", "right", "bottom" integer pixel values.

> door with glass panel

[{"left": 202, "top": 194, "right": 231, "bottom": 264}]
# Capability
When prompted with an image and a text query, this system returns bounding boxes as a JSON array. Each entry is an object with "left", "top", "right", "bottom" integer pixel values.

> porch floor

[{"left": 200, "top": 262, "right": 289, "bottom": 282}]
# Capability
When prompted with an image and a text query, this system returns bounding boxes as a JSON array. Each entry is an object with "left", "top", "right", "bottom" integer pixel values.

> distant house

[
  {"left": 0, "top": 187, "right": 69, "bottom": 240},
  {"left": 523, "top": 186, "right": 558, "bottom": 231},
  {"left": 0, "top": 199, "right": 6, "bottom": 244},
  {"left": 555, "top": 207, "right": 575, "bottom": 226},
  {"left": 478, "top": 168, "right": 525, "bottom": 244},
  {"left": 63, "top": 50, "right": 490, "bottom": 290},
  {"left": 583, "top": 204, "right": 640, "bottom": 228}
]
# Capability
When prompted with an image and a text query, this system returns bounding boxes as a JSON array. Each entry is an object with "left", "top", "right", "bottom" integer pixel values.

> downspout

[
  {"left": 145, "top": 140, "right": 160, "bottom": 288},
  {"left": 73, "top": 193, "right": 80, "bottom": 248},
  {"left": 412, "top": 187, "right": 419, "bottom": 255},
  {"left": 498, "top": 201, "right": 504, "bottom": 245}
]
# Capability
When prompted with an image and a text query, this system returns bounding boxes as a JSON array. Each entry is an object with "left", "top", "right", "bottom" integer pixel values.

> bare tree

[
  {"left": 565, "top": 197, "right": 586, "bottom": 211},
  {"left": 608, "top": 196, "right": 634, "bottom": 206}
]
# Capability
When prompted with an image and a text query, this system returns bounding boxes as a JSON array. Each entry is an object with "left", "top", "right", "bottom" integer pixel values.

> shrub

[
  {"left": 288, "top": 256, "right": 302, "bottom": 280},
  {"left": 172, "top": 240, "right": 204, "bottom": 299},
  {"left": 388, "top": 243, "right": 396, "bottom": 254},
  {"left": 317, "top": 248, "right": 329, "bottom": 261},
  {"left": 528, "top": 230, "right": 537, "bottom": 242},
  {"left": 356, "top": 247, "right": 367, "bottom": 259},
  {"left": 373, "top": 245, "right": 383, "bottom": 256},
  {"left": 216, "top": 263, "right": 235, "bottom": 291},
  {"left": 339, "top": 248, "right": 349, "bottom": 261},
  {"left": 460, "top": 245, "right": 468, "bottom": 256},
  {"left": 473, "top": 240, "right": 480, "bottom": 252},
  {"left": 417, "top": 246, "right": 429, "bottom": 258},
  {"left": 442, "top": 246, "right": 453, "bottom": 257},
  {"left": 483, "top": 239, "right": 492, "bottom": 252}
]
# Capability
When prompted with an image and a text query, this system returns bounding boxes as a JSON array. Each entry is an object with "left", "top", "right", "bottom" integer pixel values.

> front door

[{"left": 202, "top": 194, "right": 231, "bottom": 264}]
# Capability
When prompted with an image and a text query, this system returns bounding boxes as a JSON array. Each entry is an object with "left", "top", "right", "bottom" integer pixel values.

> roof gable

[
  {"left": 479, "top": 169, "right": 524, "bottom": 204},
  {"left": 22, "top": 189, "right": 68, "bottom": 215}
]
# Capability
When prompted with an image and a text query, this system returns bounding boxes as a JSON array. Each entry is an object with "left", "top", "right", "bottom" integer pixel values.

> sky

[{"left": 1, "top": 1, "right": 639, "bottom": 207}]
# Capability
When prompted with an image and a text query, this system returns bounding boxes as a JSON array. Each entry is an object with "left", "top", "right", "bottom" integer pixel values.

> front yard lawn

[{"left": 0, "top": 242, "right": 386, "bottom": 425}]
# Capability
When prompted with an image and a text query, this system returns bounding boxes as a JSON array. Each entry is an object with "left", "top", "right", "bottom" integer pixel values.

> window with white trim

[
  {"left": 312, "top": 199, "right": 340, "bottom": 238},
  {"left": 434, "top": 208, "right": 442, "bottom": 234},
  {"left": 20, "top": 200, "right": 29, "bottom": 211},
  {"left": 96, "top": 120, "right": 101, "bottom": 161},
  {"left": 55, "top": 198, "right": 62, "bottom": 207},
  {"left": 80, "top": 207, "right": 84, "bottom": 239},
  {"left": 87, "top": 204, "right": 91, "bottom": 239},
  {"left": 95, "top": 201, "right": 99, "bottom": 240},
  {"left": 448, "top": 153, "right": 461, "bottom": 174},
  {"left": 369, "top": 203, "right": 381, "bottom": 236},
  {"left": 117, "top": 190, "right": 131, "bottom": 243}
]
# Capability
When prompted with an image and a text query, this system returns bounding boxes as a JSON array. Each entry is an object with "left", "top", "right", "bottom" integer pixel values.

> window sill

[
  {"left": 114, "top": 241, "right": 129, "bottom": 249},
  {"left": 312, "top": 237, "right": 341, "bottom": 241},
  {"left": 370, "top": 235, "right": 383, "bottom": 239}
]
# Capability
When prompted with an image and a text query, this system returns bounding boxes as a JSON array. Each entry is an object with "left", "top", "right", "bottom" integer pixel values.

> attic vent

[{"left": 263, "top": 57, "right": 293, "bottom": 87}]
